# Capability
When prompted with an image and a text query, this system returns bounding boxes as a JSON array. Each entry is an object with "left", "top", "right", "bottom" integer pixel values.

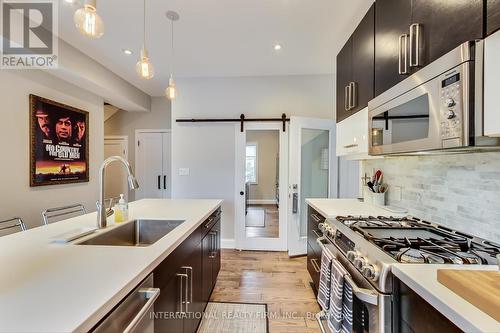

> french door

[{"left": 288, "top": 117, "right": 337, "bottom": 256}]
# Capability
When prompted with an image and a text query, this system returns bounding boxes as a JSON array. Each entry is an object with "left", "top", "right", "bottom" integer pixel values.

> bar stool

[
  {"left": 42, "top": 204, "right": 87, "bottom": 225},
  {"left": 0, "top": 217, "right": 27, "bottom": 236}
]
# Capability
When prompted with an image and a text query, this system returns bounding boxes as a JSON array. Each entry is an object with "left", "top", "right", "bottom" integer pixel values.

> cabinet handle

[
  {"left": 310, "top": 213, "right": 322, "bottom": 223},
  {"left": 349, "top": 82, "right": 357, "bottom": 110},
  {"left": 181, "top": 266, "right": 193, "bottom": 307},
  {"left": 409, "top": 23, "right": 421, "bottom": 67},
  {"left": 399, "top": 34, "right": 409, "bottom": 74},
  {"left": 310, "top": 258, "right": 321, "bottom": 273},
  {"left": 204, "top": 217, "right": 214, "bottom": 229},
  {"left": 343, "top": 143, "right": 359, "bottom": 149},
  {"left": 176, "top": 273, "right": 188, "bottom": 313},
  {"left": 344, "top": 85, "right": 350, "bottom": 111},
  {"left": 157, "top": 175, "right": 161, "bottom": 190},
  {"left": 208, "top": 231, "right": 217, "bottom": 258},
  {"left": 163, "top": 175, "right": 166, "bottom": 190}
]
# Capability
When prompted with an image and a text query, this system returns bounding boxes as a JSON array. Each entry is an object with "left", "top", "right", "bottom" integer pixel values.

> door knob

[{"left": 240, "top": 191, "right": 244, "bottom": 196}]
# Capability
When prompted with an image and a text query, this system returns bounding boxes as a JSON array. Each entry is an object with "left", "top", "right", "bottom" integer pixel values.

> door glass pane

[
  {"left": 371, "top": 94, "right": 430, "bottom": 146},
  {"left": 300, "top": 129, "right": 329, "bottom": 237}
]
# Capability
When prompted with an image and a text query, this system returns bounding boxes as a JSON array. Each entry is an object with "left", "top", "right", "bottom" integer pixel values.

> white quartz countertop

[
  {"left": 0, "top": 199, "right": 222, "bottom": 333},
  {"left": 305, "top": 198, "right": 403, "bottom": 218},
  {"left": 393, "top": 264, "right": 500, "bottom": 333}
]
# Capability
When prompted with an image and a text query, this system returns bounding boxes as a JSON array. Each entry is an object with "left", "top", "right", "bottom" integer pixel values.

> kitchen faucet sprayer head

[{"left": 128, "top": 175, "right": 139, "bottom": 190}]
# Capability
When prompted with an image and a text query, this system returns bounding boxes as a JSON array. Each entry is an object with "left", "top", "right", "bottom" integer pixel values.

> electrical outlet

[{"left": 178, "top": 168, "right": 190, "bottom": 176}]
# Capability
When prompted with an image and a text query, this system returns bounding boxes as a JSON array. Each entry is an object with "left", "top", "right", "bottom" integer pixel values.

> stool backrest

[
  {"left": 0, "top": 217, "right": 27, "bottom": 236},
  {"left": 42, "top": 204, "right": 87, "bottom": 225}
]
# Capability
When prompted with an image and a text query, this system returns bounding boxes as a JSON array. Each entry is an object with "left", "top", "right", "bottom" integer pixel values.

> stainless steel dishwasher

[{"left": 93, "top": 274, "right": 160, "bottom": 333}]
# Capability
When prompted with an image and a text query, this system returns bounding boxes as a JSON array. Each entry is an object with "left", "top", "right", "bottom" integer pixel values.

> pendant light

[
  {"left": 136, "top": 0, "right": 154, "bottom": 79},
  {"left": 165, "top": 11, "right": 179, "bottom": 101},
  {"left": 74, "top": 0, "right": 104, "bottom": 39}
]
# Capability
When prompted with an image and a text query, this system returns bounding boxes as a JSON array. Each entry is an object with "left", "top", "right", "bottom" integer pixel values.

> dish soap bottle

[{"left": 115, "top": 194, "right": 128, "bottom": 223}]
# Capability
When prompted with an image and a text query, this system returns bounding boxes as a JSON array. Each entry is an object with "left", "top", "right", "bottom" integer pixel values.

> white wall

[
  {"left": 0, "top": 70, "right": 104, "bottom": 229},
  {"left": 171, "top": 75, "right": 335, "bottom": 242}
]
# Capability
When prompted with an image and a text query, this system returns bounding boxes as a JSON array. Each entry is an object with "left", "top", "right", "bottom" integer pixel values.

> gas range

[{"left": 319, "top": 215, "right": 500, "bottom": 294}]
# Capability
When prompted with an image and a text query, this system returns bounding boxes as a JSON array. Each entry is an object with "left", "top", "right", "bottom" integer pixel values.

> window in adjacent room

[{"left": 245, "top": 142, "right": 258, "bottom": 184}]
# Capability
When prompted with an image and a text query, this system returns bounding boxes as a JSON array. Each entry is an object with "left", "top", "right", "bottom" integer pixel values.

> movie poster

[{"left": 30, "top": 95, "right": 89, "bottom": 186}]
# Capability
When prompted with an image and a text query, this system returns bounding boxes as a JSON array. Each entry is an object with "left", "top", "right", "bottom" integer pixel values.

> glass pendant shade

[
  {"left": 74, "top": 0, "right": 104, "bottom": 39},
  {"left": 136, "top": 49, "right": 154, "bottom": 79},
  {"left": 166, "top": 75, "right": 177, "bottom": 100}
]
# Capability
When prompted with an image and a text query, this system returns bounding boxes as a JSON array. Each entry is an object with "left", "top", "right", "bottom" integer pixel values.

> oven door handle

[{"left": 344, "top": 274, "right": 379, "bottom": 306}]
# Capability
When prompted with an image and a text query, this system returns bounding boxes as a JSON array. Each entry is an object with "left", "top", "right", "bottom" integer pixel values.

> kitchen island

[{"left": 0, "top": 199, "right": 222, "bottom": 333}]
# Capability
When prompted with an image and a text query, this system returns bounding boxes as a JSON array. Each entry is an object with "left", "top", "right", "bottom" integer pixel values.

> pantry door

[
  {"left": 288, "top": 117, "right": 337, "bottom": 256},
  {"left": 135, "top": 130, "right": 171, "bottom": 199}
]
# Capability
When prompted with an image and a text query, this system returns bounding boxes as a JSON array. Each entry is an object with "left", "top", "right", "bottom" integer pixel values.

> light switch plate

[{"left": 178, "top": 168, "right": 190, "bottom": 176}]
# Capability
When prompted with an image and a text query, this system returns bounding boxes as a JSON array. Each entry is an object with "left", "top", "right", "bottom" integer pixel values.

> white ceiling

[{"left": 58, "top": 0, "right": 372, "bottom": 96}]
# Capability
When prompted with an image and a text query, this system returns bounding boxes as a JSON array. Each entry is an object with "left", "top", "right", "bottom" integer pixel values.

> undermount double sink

[{"left": 77, "top": 219, "right": 185, "bottom": 247}]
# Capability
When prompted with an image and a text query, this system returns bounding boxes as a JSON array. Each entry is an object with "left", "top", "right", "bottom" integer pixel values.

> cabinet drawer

[{"left": 200, "top": 208, "right": 221, "bottom": 239}]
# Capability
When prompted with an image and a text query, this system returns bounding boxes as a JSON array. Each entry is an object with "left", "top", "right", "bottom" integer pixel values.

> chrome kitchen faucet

[{"left": 97, "top": 156, "right": 139, "bottom": 229}]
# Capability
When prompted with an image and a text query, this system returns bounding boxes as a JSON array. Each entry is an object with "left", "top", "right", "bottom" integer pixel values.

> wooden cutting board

[{"left": 437, "top": 269, "right": 500, "bottom": 322}]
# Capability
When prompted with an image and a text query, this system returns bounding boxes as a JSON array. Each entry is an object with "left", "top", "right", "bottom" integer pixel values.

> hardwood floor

[
  {"left": 245, "top": 204, "right": 279, "bottom": 238},
  {"left": 210, "top": 250, "right": 321, "bottom": 333}
]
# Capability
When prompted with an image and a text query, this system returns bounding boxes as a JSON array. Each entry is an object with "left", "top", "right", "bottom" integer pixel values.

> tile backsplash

[{"left": 363, "top": 152, "right": 500, "bottom": 243}]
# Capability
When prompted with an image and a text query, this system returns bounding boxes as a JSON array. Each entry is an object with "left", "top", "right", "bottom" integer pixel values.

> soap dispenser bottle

[{"left": 115, "top": 194, "right": 128, "bottom": 223}]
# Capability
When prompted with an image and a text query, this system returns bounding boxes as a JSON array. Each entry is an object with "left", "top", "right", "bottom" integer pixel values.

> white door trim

[{"left": 234, "top": 122, "right": 289, "bottom": 251}]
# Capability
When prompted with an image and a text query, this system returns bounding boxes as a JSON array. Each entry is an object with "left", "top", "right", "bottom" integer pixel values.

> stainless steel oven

[
  {"left": 368, "top": 40, "right": 500, "bottom": 155},
  {"left": 315, "top": 236, "right": 391, "bottom": 333}
]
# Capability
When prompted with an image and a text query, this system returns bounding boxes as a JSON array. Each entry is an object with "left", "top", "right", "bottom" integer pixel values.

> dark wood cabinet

[
  {"left": 375, "top": 0, "right": 483, "bottom": 97},
  {"left": 351, "top": 4, "right": 375, "bottom": 114},
  {"left": 201, "top": 217, "right": 221, "bottom": 303},
  {"left": 153, "top": 208, "right": 221, "bottom": 333},
  {"left": 374, "top": 0, "right": 412, "bottom": 96},
  {"left": 183, "top": 243, "right": 203, "bottom": 333},
  {"left": 336, "top": 39, "right": 352, "bottom": 123},
  {"left": 487, "top": 0, "right": 500, "bottom": 36},
  {"left": 411, "top": 0, "right": 482, "bottom": 67},
  {"left": 336, "top": 4, "right": 374, "bottom": 123}
]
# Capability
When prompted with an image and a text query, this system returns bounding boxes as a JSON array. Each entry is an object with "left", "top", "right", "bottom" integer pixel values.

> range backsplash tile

[{"left": 363, "top": 152, "right": 500, "bottom": 243}]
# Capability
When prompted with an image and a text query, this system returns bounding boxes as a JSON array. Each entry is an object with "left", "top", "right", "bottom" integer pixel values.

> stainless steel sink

[{"left": 76, "top": 219, "right": 184, "bottom": 247}]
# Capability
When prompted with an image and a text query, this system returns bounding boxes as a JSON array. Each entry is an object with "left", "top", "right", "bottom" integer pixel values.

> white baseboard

[
  {"left": 221, "top": 238, "right": 235, "bottom": 249},
  {"left": 247, "top": 199, "right": 277, "bottom": 205}
]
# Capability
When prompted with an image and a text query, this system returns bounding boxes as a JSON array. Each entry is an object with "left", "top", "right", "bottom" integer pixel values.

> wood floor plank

[{"left": 210, "top": 249, "right": 320, "bottom": 332}]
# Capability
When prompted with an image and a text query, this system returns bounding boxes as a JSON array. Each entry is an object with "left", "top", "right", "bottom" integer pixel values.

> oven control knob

[
  {"left": 318, "top": 223, "right": 325, "bottom": 232},
  {"left": 362, "top": 264, "right": 378, "bottom": 281},
  {"left": 445, "top": 98, "right": 456, "bottom": 108},
  {"left": 353, "top": 256, "right": 366, "bottom": 270},
  {"left": 347, "top": 251, "right": 357, "bottom": 262},
  {"left": 446, "top": 110, "right": 456, "bottom": 119}
]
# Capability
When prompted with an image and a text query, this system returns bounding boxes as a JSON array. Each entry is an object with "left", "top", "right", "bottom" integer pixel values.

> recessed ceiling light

[
  {"left": 64, "top": 0, "right": 74, "bottom": 3},
  {"left": 122, "top": 49, "right": 133, "bottom": 55},
  {"left": 274, "top": 44, "right": 282, "bottom": 51}
]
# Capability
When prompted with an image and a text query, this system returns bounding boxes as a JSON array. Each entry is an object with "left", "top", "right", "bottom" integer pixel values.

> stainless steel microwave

[{"left": 368, "top": 40, "right": 500, "bottom": 155}]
